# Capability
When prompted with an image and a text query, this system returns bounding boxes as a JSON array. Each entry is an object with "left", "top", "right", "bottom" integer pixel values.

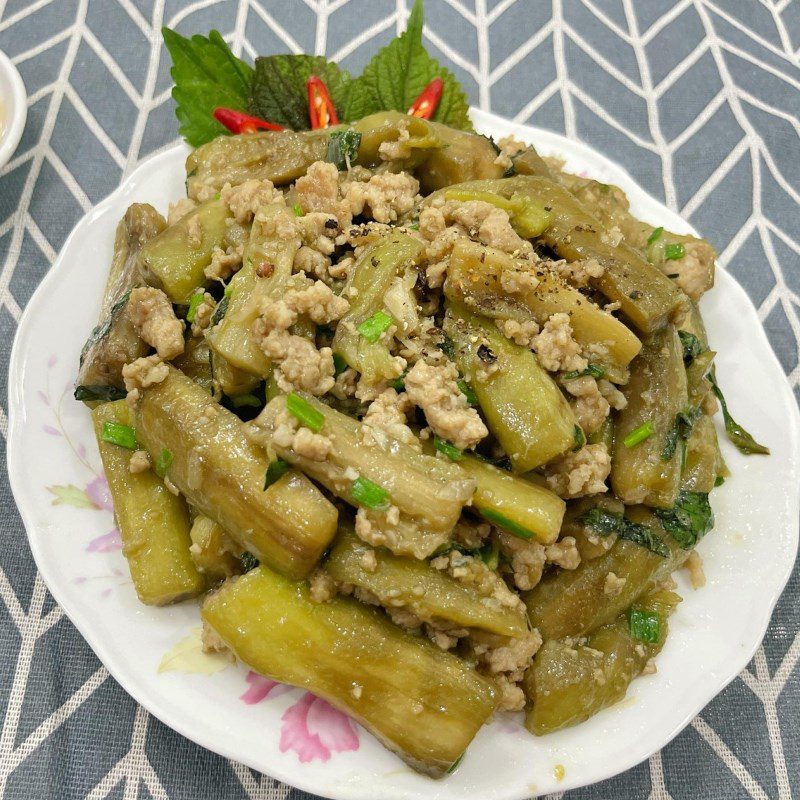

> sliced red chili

[
  {"left": 407, "top": 76, "right": 443, "bottom": 119},
  {"left": 306, "top": 75, "right": 339, "bottom": 129},
  {"left": 213, "top": 107, "right": 284, "bottom": 134}
]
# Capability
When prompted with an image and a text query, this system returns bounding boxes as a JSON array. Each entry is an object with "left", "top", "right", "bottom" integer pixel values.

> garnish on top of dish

[{"left": 73, "top": 0, "right": 769, "bottom": 778}]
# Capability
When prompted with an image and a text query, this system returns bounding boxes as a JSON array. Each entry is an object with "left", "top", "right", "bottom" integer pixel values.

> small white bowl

[{"left": 0, "top": 49, "right": 26, "bottom": 169}]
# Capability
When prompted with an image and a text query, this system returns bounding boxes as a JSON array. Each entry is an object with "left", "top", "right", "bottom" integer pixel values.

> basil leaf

[
  {"left": 162, "top": 28, "right": 253, "bottom": 147},
  {"left": 655, "top": 491, "right": 714, "bottom": 549},
  {"left": 74, "top": 384, "right": 127, "bottom": 402},
  {"left": 327, "top": 130, "right": 362, "bottom": 170},
  {"left": 579, "top": 508, "right": 670, "bottom": 557},
  {"left": 708, "top": 371, "right": 770, "bottom": 455},
  {"left": 343, "top": 0, "right": 472, "bottom": 130},
  {"left": 250, "top": 54, "right": 351, "bottom": 131}
]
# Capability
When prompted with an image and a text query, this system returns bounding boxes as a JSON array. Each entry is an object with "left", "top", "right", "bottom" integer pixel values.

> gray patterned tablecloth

[{"left": 0, "top": 1, "right": 798, "bottom": 798}]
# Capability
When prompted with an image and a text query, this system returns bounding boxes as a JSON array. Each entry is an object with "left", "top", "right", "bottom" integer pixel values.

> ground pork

[
  {"left": 362, "top": 388, "right": 419, "bottom": 448},
  {"left": 450, "top": 200, "right": 533, "bottom": 256},
  {"left": 127, "top": 287, "right": 185, "bottom": 360},
  {"left": 404, "top": 360, "right": 488, "bottom": 450},
  {"left": 684, "top": 550, "right": 706, "bottom": 589},
  {"left": 122, "top": 355, "right": 169, "bottom": 406},
  {"left": 664, "top": 239, "right": 715, "bottom": 301},
  {"left": 201, "top": 620, "right": 231, "bottom": 656},
  {"left": 493, "top": 134, "right": 528, "bottom": 172},
  {"left": 452, "top": 519, "right": 492, "bottom": 550},
  {"left": 190, "top": 292, "right": 216, "bottom": 336},
  {"left": 597, "top": 378, "right": 628, "bottom": 410},
  {"left": 205, "top": 244, "right": 243, "bottom": 281},
  {"left": 498, "top": 531, "right": 547, "bottom": 590},
  {"left": 166, "top": 197, "right": 196, "bottom": 226},
  {"left": 186, "top": 214, "right": 203, "bottom": 248},
  {"left": 309, "top": 569, "right": 337, "bottom": 603},
  {"left": 258, "top": 330, "right": 337, "bottom": 396},
  {"left": 496, "top": 318, "right": 540, "bottom": 347},
  {"left": 499, "top": 267, "right": 540, "bottom": 295},
  {"left": 604, "top": 571, "right": 627, "bottom": 596},
  {"left": 546, "top": 444, "right": 612, "bottom": 498},
  {"left": 545, "top": 536, "right": 581, "bottom": 570},
  {"left": 378, "top": 120, "right": 412, "bottom": 162},
  {"left": 533, "top": 313, "right": 587, "bottom": 372},
  {"left": 430, "top": 550, "right": 523, "bottom": 612},
  {"left": 564, "top": 375, "right": 610, "bottom": 435},
  {"left": 271, "top": 407, "right": 332, "bottom": 461},
  {"left": 476, "top": 629, "right": 543, "bottom": 712},
  {"left": 549, "top": 257, "right": 604, "bottom": 287},
  {"left": 342, "top": 171, "right": 420, "bottom": 224},
  {"left": 128, "top": 450, "right": 150, "bottom": 473},
  {"left": 220, "top": 178, "right": 281, "bottom": 224},
  {"left": 330, "top": 367, "right": 358, "bottom": 400}
]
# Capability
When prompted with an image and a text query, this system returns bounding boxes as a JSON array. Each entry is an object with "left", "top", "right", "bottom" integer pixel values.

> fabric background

[{"left": 0, "top": 1, "right": 798, "bottom": 798}]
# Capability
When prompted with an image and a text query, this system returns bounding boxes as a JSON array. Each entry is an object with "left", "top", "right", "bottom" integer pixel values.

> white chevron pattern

[{"left": 0, "top": 1, "right": 798, "bottom": 798}]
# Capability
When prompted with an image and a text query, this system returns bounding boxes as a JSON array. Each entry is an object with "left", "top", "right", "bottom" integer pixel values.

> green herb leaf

[
  {"left": 647, "top": 226, "right": 664, "bottom": 246},
  {"left": 240, "top": 551, "right": 259, "bottom": 573},
  {"left": 562, "top": 363, "right": 605, "bottom": 381},
  {"left": 579, "top": 507, "right": 670, "bottom": 557},
  {"left": 678, "top": 330, "right": 703, "bottom": 365},
  {"left": 264, "top": 459, "right": 290, "bottom": 489},
  {"left": 456, "top": 378, "right": 477, "bottom": 406},
  {"left": 623, "top": 420, "right": 654, "bottom": 448},
  {"left": 162, "top": 28, "right": 253, "bottom": 147},
  {"left": 708, "top": 372, "right": 770, "bottom": 455},
  {"left": 286, "top": 392, "right": 325, "bottom": 432},
  {"left": 662, "top": 407, "right": 702, "bottom": 461},
  {"left": 249, "top": 54, "right": 351, "bottom": 131},
  {"left": 101, "top": 421, "right": 137, "bottom": 450},
  {"left": 434, "top": 436, "right": 463, "bottom": 461},
  {"left": 627, "top": 608, "right": 661, "bottom": 643},
  {"left": 186, "top": 292, "right": 205, "bottom": 323},
  {"left": 79, "top": 291, "right": 132, "bottom": 367},
  {"left": 74, "top": 385, "right": 127, "bottom": 402},
  {"left": 351, "top": 476, "right": 390, "bottom": 509},
  {"left": 655, "top": 491, "right": 714, "bottom": 549},
  {"left": 210, "top": 294, "right": 230, "bottom": 326},
  {"left": 479, "top": 508, "right": 534, "bottom": 540},
  {"left": 154, "top": 448, "right": 173, "bottom": 477},
  {"left": 714, "top": 475, "right": 725, "bottom": 487},
  {"left": 357, "top": 310, "right": 394, "bottom": 343},
  {"left": 389, "top": 369, "right": 409, "bottom": 391},
  {"left": 327, "top": 129, "right": 362, "bottom": 170},
  {"left": 664, "top": 243, "right": 685, "bottom": 261},
  {"left": 343, "top": 0, "right": 472, "bottom": 130},
  {"left": 479, "top": 539, "right": 500, "bottom": 571}
]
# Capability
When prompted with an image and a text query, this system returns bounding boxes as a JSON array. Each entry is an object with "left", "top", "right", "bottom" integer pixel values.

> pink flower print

[
  {"left": 240, "top": 671, "right": 293, "bottom": 705},
  {"left": 280, "top": 693, "right": 359, "bottom": 763},
  {"left": 42, "top": 425, "right": 61, "bottom": 437},
  {"left": 86, "top": 528, "right": 122, "bottom": 553},
  {"left": 86, "top": 475, "right": 113, "bottom": 511},
  {"left": 47, "top": 355, "right": 57, "bottom": 368}
]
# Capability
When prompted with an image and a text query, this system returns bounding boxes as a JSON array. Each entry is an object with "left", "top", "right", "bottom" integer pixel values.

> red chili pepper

[
  {"left": 213, "top": 107, "right": 284, "bottom": 134},
  {"left": 407, "top": 77, "right": 443, "bottom": 119},
  {"left": 306, "top": 75, "right": 339, "bottom": 129}
]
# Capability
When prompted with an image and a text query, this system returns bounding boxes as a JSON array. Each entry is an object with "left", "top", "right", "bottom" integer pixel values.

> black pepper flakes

[{"left": 477, "top": 344, "right": 497, "bottom": 363}]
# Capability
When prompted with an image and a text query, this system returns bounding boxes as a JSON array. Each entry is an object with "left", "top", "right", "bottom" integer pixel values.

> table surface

[{"left": 0, "top": 1, "right": 798, "bottom": 798}]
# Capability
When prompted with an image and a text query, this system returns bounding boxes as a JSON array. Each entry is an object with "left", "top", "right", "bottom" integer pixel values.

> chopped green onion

[
  {"left": 332, "top": 353, "right": 349, "bottom": 375},
  {"left": 154, "top": 448, "right": 173, "bottom": 477},
  {"left": 356, "top": 310, "right": 394, "bottom": 343},
  {"left": 457, "top": 378, "right": 477, "bottom": 406},
  {"left": 627, "top": 608, "right": 661, "bottom": 643},
  {"left": 213, "top": 192, "right": 221, "bottom": 201},
  {"left": 286, "top": 392, "right": 325, "bottom": 432},
  {"left": 186, "top": 292, "right": 205, "bottom": 323},
  {"left": 479, "top": 508, "right": 534, "bottom": 540},
  {"left": 623, "top": 421, "right": 654, "bottom": 448},
  {"left": 408, "top": 220, "right": 420, "bottom": 230},
  {"left": 292, "top": 203, "right": 304, "bottom": 217},
  {"left": 664, "top": 243, "right": 685, "bottom": 261},
  {"left": 434, "top": 436, "right": 463, "bottom": 461},
  {"left": 224, "top": 282, "right": 234, "bottom": 297},
  {"left": 230, "top": 393, "right": 262, "bottom": 409},
  {"left": 351, "top": 476, "right": 390, "bottom": 509},
  {"left": 264, "top": 459, "right": 290, "bottom": 490},
  {"left": 573, "top": 425, "right": 586, "bottom": 451},
  {"left": 240, "top": 552, "right": 259, "bottom": 572},
  {"left": 101, "top": 421, "right": 137, "bottom": 450},
  {"left": 647, "top": 226, "right": 664, "bottom": 246}
]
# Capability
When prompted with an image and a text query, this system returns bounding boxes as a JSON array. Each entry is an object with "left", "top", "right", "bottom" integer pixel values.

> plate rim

[{"left": 7, "top": 107, "right": 800, "bottom": 799}]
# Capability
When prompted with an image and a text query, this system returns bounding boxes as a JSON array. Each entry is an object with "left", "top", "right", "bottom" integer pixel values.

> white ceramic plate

[
  {"left": 7, "top": 108, "right": 800, "bottom": 799},
  {"left": 0, "top": 50, "right": 26, "bottom": 169}
]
